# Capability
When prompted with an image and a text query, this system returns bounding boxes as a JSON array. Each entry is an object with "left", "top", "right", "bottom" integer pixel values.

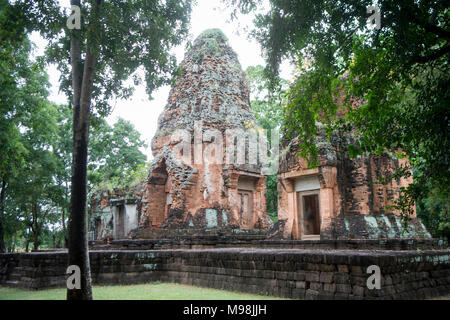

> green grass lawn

[
  {"left": 3, "top": 283, "right": 446, "bottom": 300},
  {"left": 0, "top": 282, "right": 285, "bottom": 300}
]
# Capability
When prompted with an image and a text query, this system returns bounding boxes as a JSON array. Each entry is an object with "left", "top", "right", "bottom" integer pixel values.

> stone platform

[
  {"left": 89, "top": 237, "right": 447, "bottom": 251},
  {"left": 1, "top": 246, "right": 449, "bottom": 300}
]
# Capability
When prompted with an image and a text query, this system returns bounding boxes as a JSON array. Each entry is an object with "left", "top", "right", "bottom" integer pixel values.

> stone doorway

[
  {"left": 238, "top": 190, "right": 253, "bottom": 228},
  {"left": 147, "top": 161, "right": 169, "bottom": 228},
  {"left": 115, "top": 205, "right": 125, "bottom": 239},
  {"left": 237, "top": 176, "right": 257, "bottom": 229},
  {"left": 297, "top": 190, "right": 321, "bottom": 239}
]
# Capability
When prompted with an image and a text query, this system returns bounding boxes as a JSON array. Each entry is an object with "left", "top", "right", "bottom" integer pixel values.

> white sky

[{"left": 30, "top": 0, "right": 293, "bottom": 160}]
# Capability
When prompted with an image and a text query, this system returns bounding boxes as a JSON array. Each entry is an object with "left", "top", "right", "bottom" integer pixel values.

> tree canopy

[
  {"left": 2, "top": 0, "right": 193, "bottom": 299},
  {"left": 246, "top": 65, "right": 288, "bottom": 220},
  {"left": 228, "top": 0, "right": 449, "bottom": 223}
]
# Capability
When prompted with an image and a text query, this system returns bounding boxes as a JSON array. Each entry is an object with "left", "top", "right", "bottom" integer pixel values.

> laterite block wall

[{"left": 1, "top": 249, "right": 449, "bottom": 299}]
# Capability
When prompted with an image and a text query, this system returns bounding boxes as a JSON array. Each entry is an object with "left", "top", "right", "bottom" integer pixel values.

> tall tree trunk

[
  {"left": 0, "top": 179, "right": 7, "bottom": 253},
  {"left": 31, "top": 202, "right": 40, "bottom": 251},
  {"left": 7, "top": 236, "right": 12, "bottom": 253},
  {"left": 33, "top": 231, "right": 39, "bottom": 251},
  {"left": 67, "top": 0, "right": 101, "bottom": 300},
  {"left": 62, "top": 208, "right": 68, "bottom": 248},
  {"left": 12, "top": 232, "right": 16, "bottom": 253}
]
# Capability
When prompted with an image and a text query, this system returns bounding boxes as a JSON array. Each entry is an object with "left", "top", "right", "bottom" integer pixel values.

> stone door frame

[
  {"left": 238, "top": 189, "right": 254, "bottom": 229},
  {"left": 115, "top": 205, "right": 125, "bottom": 239},
  {"left": 297, "top": 189, "right": 321, "bottom": 240}
]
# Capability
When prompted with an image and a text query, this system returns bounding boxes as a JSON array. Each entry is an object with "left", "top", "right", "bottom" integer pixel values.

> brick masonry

[
  {"left": 89, "top": 29, "right": 272, "bottom": 241},
  {"left": 89, "top": 237, "right": 447, "bottom": 251},
  {"left": 277, "top": 127, "right": 431, "bottom": 240},
  {"left": 1, "top": 248, "right": 449, "bottom": 300}
]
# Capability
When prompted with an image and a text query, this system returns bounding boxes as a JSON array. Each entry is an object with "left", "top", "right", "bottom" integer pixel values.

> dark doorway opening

[
  {"left": 238, "top": 190, "right": 253, "bottom": 228},
  {"left": 298, "top": 191, "right": 321, "bottom": 237},
  {"left": 116, "top": 205, "right": 125, "bottom": 239}
]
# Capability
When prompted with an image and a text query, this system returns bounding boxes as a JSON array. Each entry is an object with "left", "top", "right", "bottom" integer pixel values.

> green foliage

[
  {"left": 0, "top": 55, "right": 148, "bottom": 251},
  {"left": 13, "top": 0, "right": 194, "bottom": 116},
  {"left": 0, "top": 35, "right": 50, "bottom": 180},
  {"left": 246, "top": 65, "right": 287, "bottom": 220},
  {"left": 5, "top": 99, "right": 61, "bottom": 251},
  {"left": 4, "top": 0, "right": 193, "bottom": 114},
  {"left": 0, "top": 26, "right": 59, "bottom": 251},
  {"left": 246, "top": 65, "right": 287, "bottom": 130},
  {"left": 53, "top": 103, "right": 148, "bottom": 198},
  {"left": 417, "top": 186, "right": 450, "bottom": 241},
  {"left": 127, "top": 162, "right": 152, "bottom": 188},
  {"left": 265, "top": 174, "right": 278, "bottom": 222},
  {"left": 88, "top": 118, "right": 148, "bottom": 192},
  {"left": 2, "top": 100, "right": 149, "bottom": 251}
]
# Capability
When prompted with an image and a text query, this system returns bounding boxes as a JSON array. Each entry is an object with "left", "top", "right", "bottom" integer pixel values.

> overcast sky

[{"left": 30, "top": 0, "right": 293, "bottom": 160}]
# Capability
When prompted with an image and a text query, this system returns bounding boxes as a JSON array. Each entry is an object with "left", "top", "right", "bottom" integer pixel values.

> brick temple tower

[
  {"left": 276, "top": 122, "right": 431, "bottom": 240},
  {"left": 135, "top": 29, "right": 272, "bottom": 237}
]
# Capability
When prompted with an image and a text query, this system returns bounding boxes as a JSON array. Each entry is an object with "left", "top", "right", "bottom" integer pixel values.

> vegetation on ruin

[
  {"left": 190, "top": 29, "right": 230, "bottom": 63},
  {"left": 228, "top": 0, "right": 449, "bottom": 238},
  {"left": 0, "top": 33, "right": 65, "bottom": 252},
  {"left": 198, "top": 28, "right": 230, "bottom": 42}
]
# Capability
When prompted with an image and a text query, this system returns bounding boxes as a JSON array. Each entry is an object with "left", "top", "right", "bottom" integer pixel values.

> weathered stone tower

[
  {"left": 136, "top": 29, "right": 272, "bottom": 236},
  {"left": 276, "top": 123, "right": 431, "bottom": 240}
]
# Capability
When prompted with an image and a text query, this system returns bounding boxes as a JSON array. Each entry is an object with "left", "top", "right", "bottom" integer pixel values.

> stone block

[
  {"left": 337, "top": 265, "right": 349, "bottom": 273},
  {"left": 310, "top": 282, "right": 323, "bottom": 291},
  {"left": 324, "top": 283, "right": 336, "bottom": 293},
  {"left": 352, "top": 285, "right": 365, "bottom": 297},
  {"left": 336, "top": 284, "right": 352, "bottom": 294},
  {"left": 305, "top": 289, "right": 319, "bottom": 300}
]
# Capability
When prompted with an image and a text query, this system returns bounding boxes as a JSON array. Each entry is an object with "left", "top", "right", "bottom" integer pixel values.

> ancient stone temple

[
  {"left": 136, "top": 29, "right": 272, "bottom": 236},
  {"left": 276, "top": 125, "right": 431, "bottom": 240},
  {"left": 3, "top": 31, "right": 448, "bottom": 302},
  {"left": 89, "top": 29, "right": 431, "bottom": 243},
  {"left": 90, "top": 187, "right": 143, "bottom": 241}
]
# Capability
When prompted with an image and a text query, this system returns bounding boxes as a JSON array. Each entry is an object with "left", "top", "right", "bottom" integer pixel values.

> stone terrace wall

[
  {"left": 89, "top": 238, "right": 447, "bottom": 251},
  {"left": 1, "top": 249, "right": 449, "bottom": 299}
]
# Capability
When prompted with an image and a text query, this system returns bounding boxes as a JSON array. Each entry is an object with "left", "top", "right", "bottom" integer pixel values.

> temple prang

[
  {"left": 90, "top": 29, "right": 272, "bottom": 240},
  {"left": 2, "top": 29, "right": 448, "bottom": 301},
  {"left": 89, "top": 28, "right": 430, "bottom": 242},
  {"left": 276, "top": 124, "right": 431, "bottom": 240}
]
